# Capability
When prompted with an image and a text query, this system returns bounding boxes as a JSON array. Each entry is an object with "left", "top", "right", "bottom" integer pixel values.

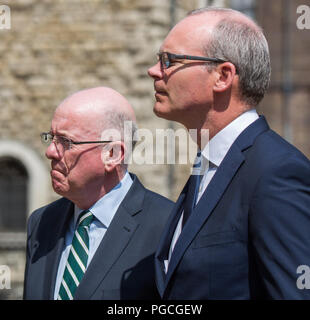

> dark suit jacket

[
  {"left": 23, "top": 174, "right": 173, "bottom": 300},
  {"left": 155, "top": 116, "right": 310, "bottom": 300}
]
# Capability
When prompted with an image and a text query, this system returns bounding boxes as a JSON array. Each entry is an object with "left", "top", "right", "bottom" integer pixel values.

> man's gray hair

[
  {"left": 188, "top": 7, "right": 271, "bottom": 107},
  {"left": 101, "top": 110, "right": 138, "bottom": 167}
]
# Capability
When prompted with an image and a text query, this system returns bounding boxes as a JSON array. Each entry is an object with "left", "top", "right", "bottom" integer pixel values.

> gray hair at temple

[
  {"left": 188, "top": 7, "right": 271, "bottom": 107},
  {"left": 101, "top": 109, "right": 138, "bottom": 167}
]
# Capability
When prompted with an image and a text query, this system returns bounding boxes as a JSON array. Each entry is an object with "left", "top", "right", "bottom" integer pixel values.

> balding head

[
  {"left": 162, "top": 7, "right": 270, "bottom": 108},
  {"left": 56, "top": 86, "right": 136, "bottom": 135},
  {"left": 148, "top": 6, "right": 270, "bottom": 139},
  {"left": 46, "top": 87, "right": 137, "bottom": 208},
  {"left": 187, "top": 7, "right": 259, "bottom": 27}
]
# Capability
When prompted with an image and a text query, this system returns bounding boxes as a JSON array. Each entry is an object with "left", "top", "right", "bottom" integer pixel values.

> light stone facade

[{"left": 0, "top": 0, "right": 202, "bottom": 300}]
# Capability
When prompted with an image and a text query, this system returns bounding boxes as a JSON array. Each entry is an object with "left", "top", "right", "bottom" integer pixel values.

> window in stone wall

[
  {"left": 0, "top": 157, "right": 28, "bottom": 232},
  {"left": 230, "top": 0, "right": 256, "bottom": 19}
]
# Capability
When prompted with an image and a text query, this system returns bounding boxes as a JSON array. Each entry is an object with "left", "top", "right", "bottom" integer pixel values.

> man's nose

[
  {"left": 45, "top": 141, "right": 61, "bottom": 160},
  {"left": 148, "top": 61, "right": 163, "bottom": 79}
]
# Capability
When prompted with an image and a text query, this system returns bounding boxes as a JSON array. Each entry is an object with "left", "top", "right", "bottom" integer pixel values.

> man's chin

[
  {"left": 50, "top": 173, "right": 69, "bottom": 196},
  {"left": 153, "top": 104, "right": 170, "bottom": 119},
  {"left": 153, "top": 105, "right": 178, "bottom": 123},
  {"left": 51, "top": 181, "right": 67, "bottom": 196}
]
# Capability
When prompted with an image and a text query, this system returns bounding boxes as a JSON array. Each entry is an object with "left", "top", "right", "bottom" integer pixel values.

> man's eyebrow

[{"left": 51, "top": 130, "right": 73, "bottom": 139}]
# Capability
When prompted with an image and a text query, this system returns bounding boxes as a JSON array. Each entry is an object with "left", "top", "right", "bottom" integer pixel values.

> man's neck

[
  {"left": 197, "top": 106, "right": 254, "bottom": 149},
  {"left": 68, "top": 169, "right": 127, "bottom": 210}
]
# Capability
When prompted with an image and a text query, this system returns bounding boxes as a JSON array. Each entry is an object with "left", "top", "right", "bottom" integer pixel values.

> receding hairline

[
  {"left": 186, "top": 7, "right": 262, "bottom": 32},
  {"left": 56, "top": 86, "right": 136, "bottom": 122},
  {"left": 185, "top": 7, "right": 270, "bottom": 107}
]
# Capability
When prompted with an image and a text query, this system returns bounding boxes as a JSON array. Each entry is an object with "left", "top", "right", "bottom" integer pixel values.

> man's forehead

[
  {"left": 51, "top": 114, "right": 99, "bottom": 140},
  {"left": 52, "top": 103, "right": 95, "bottom": 130},
  {"left": 160, "top": 14, "right": 218, "bottom": 53},
  {"left": 54, "top": 98, "right": 106, "bottom": 127}
]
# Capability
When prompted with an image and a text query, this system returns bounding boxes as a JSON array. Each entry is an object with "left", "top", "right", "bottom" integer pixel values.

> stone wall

[
  {"left": 0, "top": 0, "right": 201, "bottom": 203},
  {"left": 0, "top": 0, "right": 200, "bottom": 299}
]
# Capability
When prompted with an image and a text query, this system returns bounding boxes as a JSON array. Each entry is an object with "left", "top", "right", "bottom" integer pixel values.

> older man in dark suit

[{"left": 23, "top": 87, "right": 173, "bottom": 300}]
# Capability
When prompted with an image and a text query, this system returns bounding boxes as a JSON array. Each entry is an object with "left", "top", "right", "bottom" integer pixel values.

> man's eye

[
  {"left": 169, "top": 59, "right": 182, "bottom": 66},
  {"left": 43, "top": 134, "right": 52, "bottom": 143}
]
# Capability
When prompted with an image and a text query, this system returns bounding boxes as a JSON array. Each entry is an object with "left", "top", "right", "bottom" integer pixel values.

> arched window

[{"left": 0, "top": 157, "right": 28, "bottom": 232}]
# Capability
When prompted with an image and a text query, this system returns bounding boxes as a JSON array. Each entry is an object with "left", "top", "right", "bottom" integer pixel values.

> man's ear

[
  {"left": 101, "top": 142, "right": 125, "bottom": 172},
  {"left": 213, "top": 62, "right": 237, "bottom": 93}
]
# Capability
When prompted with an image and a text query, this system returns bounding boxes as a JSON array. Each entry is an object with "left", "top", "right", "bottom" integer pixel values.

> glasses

[
  {"left": 40, "top": 132, "right": 112, "bottom": 152},
  {"left": 157, "top": 51, "right": 227, "bottom": 69}
]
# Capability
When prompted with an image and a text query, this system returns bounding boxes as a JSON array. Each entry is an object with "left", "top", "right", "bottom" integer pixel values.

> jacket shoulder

[
  {"left": 143, "top": 188, "right": 174, "bottom": 207},
  {"left": 27, "top": 197, "right": 71, "bottom": 233},
  {"left": 244, "top": 128, "right": 310, "bottom": 174},
  {"left": 256, "top": 129, "right": 309, "bottom": 160},
  {"left": 128, "top": 173, "right": 174, "bottom": 221}
]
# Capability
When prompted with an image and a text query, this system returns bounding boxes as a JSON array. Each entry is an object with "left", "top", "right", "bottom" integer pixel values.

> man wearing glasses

[
  {"left": 23, "top": 87, "right": 173, "bottom": 300},
  {"left": 148, "top": 8, "right": 310, "bottom": 299}
]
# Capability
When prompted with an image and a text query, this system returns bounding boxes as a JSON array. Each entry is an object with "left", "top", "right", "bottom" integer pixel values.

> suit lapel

[
  {"left": 74, "top": 174, "right": 144, "bottom": 299},
  {"left": 161, "top": 116, "right": 270, "bottom": 295},
  {"left": 165, "top": 143, "right": 245, "bottom": 285},
  {"left": 74, "top": 208, "right": 138, "bottom": 299},
  {"left": 155, "top": 190, "right": 186, "bottom": 296},
  {"left": 156, "top": 191, "right": 186, "bottom": 261},
  {"left": 42, "top": 199, "right": 74, "bottom": 299}
]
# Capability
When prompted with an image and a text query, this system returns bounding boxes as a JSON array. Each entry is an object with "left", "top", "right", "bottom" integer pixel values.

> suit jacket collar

[
  {"left": 37, "top": 174, "right": 145, "bottom": 299},
  {"left": 155, "top": 116, "right": 269, "bottom": 298},
  {"left": 73, "top": 171, "right": 134, "bottom": 229},
  {"left": 155, "top": 191, "right": 185, "bottom": 296},
  {"left": 203, "top": 108, "right": 259, "bottom": 167},
  {"left": 40, "top": 198, "right": 74, "bottom": 299},
  {"left": 74, "top": 173, "right": 145, "bottom": 299}
]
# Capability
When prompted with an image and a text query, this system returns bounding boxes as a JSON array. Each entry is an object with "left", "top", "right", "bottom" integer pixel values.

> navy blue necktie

[{"left": 182, "top": 152, "right": 202, "bottom": 228}]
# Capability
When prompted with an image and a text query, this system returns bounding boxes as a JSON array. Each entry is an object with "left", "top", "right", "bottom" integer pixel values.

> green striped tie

[{"left": 58, "top": 210, "right": 93, "bottom": 300}]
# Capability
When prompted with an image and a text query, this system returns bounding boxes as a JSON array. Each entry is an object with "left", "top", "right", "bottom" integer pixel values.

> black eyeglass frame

[
  {"left": 40, "top": 132, "right": 113, "bottom": 148},
  {"left": 157, "top": 51, "right": 227, "bottom": 69}
]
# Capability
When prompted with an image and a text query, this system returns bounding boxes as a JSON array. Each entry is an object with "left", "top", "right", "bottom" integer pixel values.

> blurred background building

[{"left": 0, "top": 0, "right": 309, "bottom": 299}]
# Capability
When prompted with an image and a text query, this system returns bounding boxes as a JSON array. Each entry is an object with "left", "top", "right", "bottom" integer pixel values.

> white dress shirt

[
  {"left": 53, "top": 171, "right": 133, "bottom": 299},
  {"left": 164, "top": 109, "right": 259, "bottom": 273}
]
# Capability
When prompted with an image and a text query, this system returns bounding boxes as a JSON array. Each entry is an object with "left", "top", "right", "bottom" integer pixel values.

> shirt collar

[
  {"left": 201, "top": 109, "right": 259, "bottom": 167},
  {"left": 74, "top": 171, "right": 133, "bottom": 228}
]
